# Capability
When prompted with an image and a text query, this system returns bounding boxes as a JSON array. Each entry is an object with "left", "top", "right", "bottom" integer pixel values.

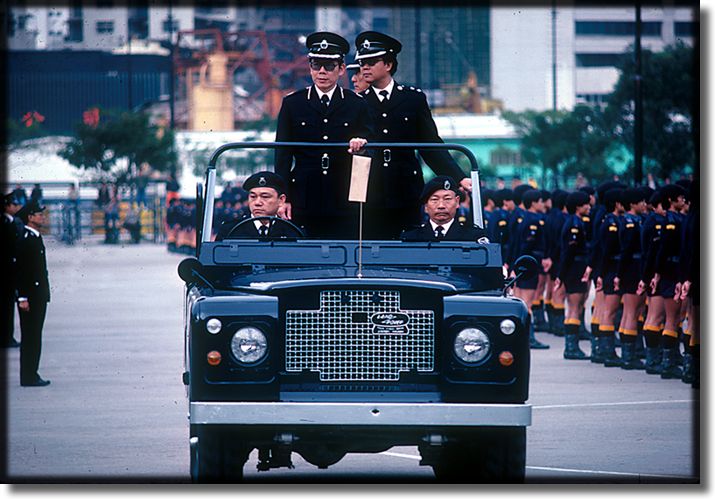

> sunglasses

[
  {"left": 358, "top": 58, "right": 383, "bottom": 67},
  {"left": 309, "top": 60, "right": 339, "bottom": 71}
]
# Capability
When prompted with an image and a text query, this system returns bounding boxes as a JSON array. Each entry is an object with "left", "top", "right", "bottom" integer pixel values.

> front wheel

[
  {"left": 190, "top": 426, "right": 251, "bottom": 483},
  {"left": 428, "top": 427, "right": 526, "bottom": 483}
]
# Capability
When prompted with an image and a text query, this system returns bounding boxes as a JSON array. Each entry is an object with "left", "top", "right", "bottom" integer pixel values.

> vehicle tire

[
  {"left": 191, "top": 427, "right": 251, "bottom": 483},
  {"left": 431, "top": 427, "right": 526, "bottom": 483}
]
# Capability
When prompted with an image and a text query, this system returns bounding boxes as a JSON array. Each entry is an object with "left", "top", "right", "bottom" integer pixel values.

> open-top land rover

[{"left": 179, "top": 142, "right": 534, "bottom": 482}]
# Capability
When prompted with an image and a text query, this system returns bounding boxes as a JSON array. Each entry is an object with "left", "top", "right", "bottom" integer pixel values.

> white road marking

[
  {"left": 381, "top": 452, "right": 693, "bottom": 480},
  {"left": 533, "top": 399, "right": 694, "bottom": 410}
]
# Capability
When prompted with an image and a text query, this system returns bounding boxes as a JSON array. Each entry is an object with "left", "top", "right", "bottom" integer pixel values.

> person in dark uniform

[
  {"left": 544, "top": 189, "right": 569, "bottom": 337},
  {"left": 345, "top": 58, "right": 369, "bottom": 93},
  {"left": 400, "top": 176, "right": 488, "bottom": 242},
  {"left": 2, "top": 194, "right": 24, "bottom": 347},
  {"left": 14, "top": 200, "right": 51, "bottom": 386},
  {"left": 275, "top": 31, "right": 373, "bottom": 239},
  {"left": 511, "top": 189, "right": 551, "bottom": 350},
  {"left": 676, "top": 180, "right": 698, "bottom": 388},
  {"left": 354, "top": 31, "right": 471, "bottom": 239},
  {"left": 650, "top": 184, "right": 687, "bottom": 379},
  {"left": 614, "top": 187, "right": 648, "bottom": 370},
  {"left": 216, "top": 172, "right": 303, "bottom": 240},
  {"left": 505, "top": 184, "right": 535, "bottom": 270},
  {"left": 487, "top": 188, "right": 514, "bottom": 269},
  {"left": 590, "top": 188, "right": 626, "bottom": 366},
  {"left": 554, "top": 191, "right": 591, "bottom": 360}
]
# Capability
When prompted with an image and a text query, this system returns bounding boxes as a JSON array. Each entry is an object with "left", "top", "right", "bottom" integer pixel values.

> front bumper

[{"left": 190, "top": 401, "right": 531, "bottom": 427}]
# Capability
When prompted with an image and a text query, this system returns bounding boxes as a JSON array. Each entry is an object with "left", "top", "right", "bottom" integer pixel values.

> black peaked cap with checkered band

[
  {"left": 306, "top": 32, "right": 349, "bottom": 60},
  {"left": 355, "top": 31, "right": 402, "bottom": 60}
]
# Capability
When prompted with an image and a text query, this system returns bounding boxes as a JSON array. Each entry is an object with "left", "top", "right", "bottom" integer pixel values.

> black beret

[
  {"left": 306, "top": 32, "right": 349, "bottom": 59},
  {"left": 540, "top": 189, "right": 552, "bottom": 201},
  {"left": 242, "top": 171, "right": 287, "bottom": 195},
  {"left": 512, "top": 184, "right": 534, "bottom": 205},
  {"left": 552, "top": 189, "right": 569, "bottom": 210},
  {"left": 623, "top": 187, "right": 646, "bottom": 207},
  {"left": 639, "top": 186, "right": 655, "bottom": 202},
  {"left": 355, "top": 31, "right": 402, "bottom": 60},
  {"left": 420, "top": 176, "right": 460, "bottom": 204},
  {"left": 603, "top": 188, "right": 625, "bottom": 211},
  {"left": 522, "top": 189, "right": 543, "bottom": 208},
  {"left": 480, "top": 188, "right": 494, "bottom": 208},
  {"left": 566, "top": 191, "right": 590, "bottom": 212},
  {"left": 497, "top": 188, "right": 514, "bottom": 202},
  {"left": 659, "top": 184, "right": 686, "bottom": 205},
  {"left": 579, "top": 185, "right": 596, "bottom": 196}
]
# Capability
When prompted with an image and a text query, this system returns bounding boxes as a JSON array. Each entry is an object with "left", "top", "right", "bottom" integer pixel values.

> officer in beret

[
  {"left": 216, "top": 172, "right": 303, "bottom": 240},
  {"left": 14, "top": 200, "right": 51, "bottom": 386},
  {"left": 2, "top": 194, "right": 24, "bottom": 347},
  {"left": 275, "top": 31, "right": 373, "bottom": 239},
  {"left": 354, "top": 31, "right": 472, "bottom": 239},
  {"left": 346, "top": 58, "right": 369, "bottom": 93},
  {"left": 400, "top": 176, "right": 488, "bottom": 242}
]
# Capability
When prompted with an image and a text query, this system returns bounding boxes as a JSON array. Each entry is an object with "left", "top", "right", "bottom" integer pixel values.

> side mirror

[
  {"left": 178, "top": 257, "right": 204, "bottom": 284},
  {"left": 502, "top": 255, "right": 539, "bottom": 296}
]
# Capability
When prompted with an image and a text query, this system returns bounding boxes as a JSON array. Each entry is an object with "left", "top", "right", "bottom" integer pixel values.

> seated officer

[
  {"left": 400, "top": 176, "right": 489, "bottom": 242},
  {"left": 216, "top": 172, "right": 302, "bottom": 240}
]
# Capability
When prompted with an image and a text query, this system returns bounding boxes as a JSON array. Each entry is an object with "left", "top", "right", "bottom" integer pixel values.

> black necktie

[
  {"left": 320, "top": 94, "right": 329, "bottom": 110},
  {"left": 435, "top": 225, "right": 444, "bottom": 239},
  {"left": 259, "top": 225, "right": 268, "bottom": 237},
  {"left": 379, "top": 90, "right": 389, "bottom": 103}
]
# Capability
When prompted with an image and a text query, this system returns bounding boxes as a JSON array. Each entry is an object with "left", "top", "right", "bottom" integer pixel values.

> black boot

[
  {"left": 634, "top": 332, "right": 646, "bottom": 359},
  {"left": 533, "top": 302, "right": 550, "bottom": 333},
  {"left": 545, "top": 304, "right": 556, "bottom": 335},
  {"left": 620, "top": 341, "right": 645, "bottom": 370},
  {"left": 552, "top": 308, "right": 565, "bottom": 337},
  {"left": 529, "top": 322, "right": 550, "bottom": 349},
  {"left": 644, "top": 347, "right": 662, "bottom": 375},
  {"left": 564, "top": 324, "right": 589, "bottom": 360},
  {"left": 578, "top": 310, "right": 591, "bottom": 340},
  {"left": 590, "top": 325, "right": 603, "bottom": 364},
  {"left": 660, "top": 348, "right": 683, "bottom": 379},
  {"left": 681, "top": 353, "right": 694, "bottom": 384},
  {"left": 691, "top": 346, "right": 700, "bottom": 389},
  {"left": 601, "top": 334, "right": 621, "bottom": 367}
]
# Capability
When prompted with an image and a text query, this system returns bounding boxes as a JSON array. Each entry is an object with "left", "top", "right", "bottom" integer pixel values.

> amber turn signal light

[
  {"left": 498, "top": 351, "right": 514, "bottom": 366},
  {"left": 207, "top": 350, "right": 222, "bottom": 366}
]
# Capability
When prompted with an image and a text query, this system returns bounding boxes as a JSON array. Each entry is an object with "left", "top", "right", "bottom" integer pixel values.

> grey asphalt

[{"left": 3, "top": 237, "right": 700, "bottom": 483}]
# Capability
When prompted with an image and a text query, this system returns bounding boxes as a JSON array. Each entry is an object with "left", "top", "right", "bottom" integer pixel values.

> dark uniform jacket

[
  {"left": 616, "top": 212, "right": 643, "bottom": 281},
  {"left": 545, "top": 208, "right": 568, "bottom": 271},
  {"left": 274, "top": 85, "right": 373, "bottom": 217},
  {"left": 1, "top": 215, "right": 23, "bottom": 286},
  {"left": 15, "top": 227, "right": 50, "bottom": 304},
  {"left": 641, "top": 212, "right": 666, "bottom": 282},
  {"left": 513, "top": 210, "right": 547, "bottom": 261},
  {"left": 487, "top": 208, "right": 510, "bottom": 262},
  {"left": 216, "top": 216, "right": 304, "bottom": 241},
  {"left": 591, "top": 212, "right": 622, "bottom": 279},
  {"left": 557, "top": 214, "right": 589, "bottom": 281},
  {"left": 653, "top": 210, "right": 684, "bottom": 281},
  {"left": 360, "top": 83, "right": 466, "bottom": 210},
  {"left": 400, "top": 220, "right": 488, "bottom": 242},
  {"left": 505, "top": 206, "right": 527, "bottom": 267}
]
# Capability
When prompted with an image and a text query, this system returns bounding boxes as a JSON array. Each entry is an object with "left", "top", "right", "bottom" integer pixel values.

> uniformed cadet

[
  {"left": 578, "top": 185, "right": 597, "bottom": 339},
  {"left": 400, "top": 176, "right": 488, "bottom": 242},
  {"left": 512, "top": 189, "right": 550, "bottom": 350},
  {"left": 216, "top": 172, "right": 303, "bottom": 240},
  {"left": 676, "top": 180, "right": 698, "bottom": 388},
  {"left": 345, "top": 58, "right": 369, "bottom": 93},
  {"left": 2, "top": 194, "right": 24, "bottom": 348},
  {"left": 531, "top": 189, "right": 551, "bottom": 334},
  {"left": 275, "top": 31, "right": 373, "bottom": 239},
  {"left": 505, "top": 184, "right": 535, "bottom": 269},
  {"left": 614, "top": 187, "right": 648, "bottom": 370},
  {"left": 650, "top": 184, "right": 687, "bottom": 379},
  {"left": 544, "top": 189, "right": 569, "bottom": 337},
  {"left": 590, "top": 188, "right": 626, "bottom": 366},
  {"left": 14, "top": 200, "right": 51, "bottom": 386},
  {"left": 553, "top": 191, "right": 591, "bottom": 360},
  {"left": 354, "top": 31, "right": 471, "bottom": 239},
  {"left": 487, "top": 188, "right": 514, "bottom": 266}
]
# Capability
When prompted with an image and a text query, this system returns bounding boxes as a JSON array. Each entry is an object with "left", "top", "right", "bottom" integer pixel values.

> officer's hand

[
  {"left": 542, "top": 258, "right": 552, "bottom": 273},
  {"left": 613, "top": 277, "right": 620, "bottom": 292},
  {"left": 348, "top": 138, "right": 367, "bottom": 154},
  {"left": 459, "top": 177, "right": 473, "bottom": 194},
  {"left": 581, "top": 266, "right": 592, "bottom": 282},
  {"left": 278, "top": 202, "right": 292, "bottom": 220},
  {"left": 649, "top": 274, "right": 660, "bottom": 295},
  {"left": 674, "top": 282, "right": 682, "bottom": 303},
  {"left": 18, "top": 301, "right": 29, "bottom": 312},
  {"left": 681, "top": 280, "right": 691, "bottom": 301},
  {"left": 636, "top": 280, "right": 646, "bottom": 295},
  {"left": 595, "top": 276, "right": 603, "bottom": 292},
  {"left": 553, "top": 278, "right": 562, "bottom": 291}
]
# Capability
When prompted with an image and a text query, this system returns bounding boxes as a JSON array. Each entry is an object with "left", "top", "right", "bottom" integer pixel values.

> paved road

[{"left": 3, "top": 238, "right": 700, "bottom": 483}]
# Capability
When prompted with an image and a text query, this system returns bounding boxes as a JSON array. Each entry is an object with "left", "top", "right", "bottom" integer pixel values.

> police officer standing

[
  {"left": 15, "top": 200, "right": 51, "bottom": 386},
  {"left": 354, "top": 31, "right": 471, "bottom": 239},
  {"left": 275, "top": 32, "right": 372, "bottom": 239},
  {"left": 1, "top": 194, "right": 24, "bottom": 348}
]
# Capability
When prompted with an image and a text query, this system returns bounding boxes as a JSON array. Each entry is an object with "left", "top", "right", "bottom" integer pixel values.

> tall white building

[{"left": 491, "top": 4, "right": 696, "bottom": 112}]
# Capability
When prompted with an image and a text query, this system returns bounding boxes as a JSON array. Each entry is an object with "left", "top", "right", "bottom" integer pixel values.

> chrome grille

[{"left": 285, "top": 290, "right": 435, "bottom": 381}]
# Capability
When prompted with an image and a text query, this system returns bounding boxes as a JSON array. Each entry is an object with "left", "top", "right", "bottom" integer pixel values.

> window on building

[
  {"left": 576, "top": 93, "right": 609, "bottom": 109},
  {"left": 675, "top": 21, "right": 696, "bottom": 37},
  {"left": 96, "top": 20, "right": 114, "bottom": 34},
  {"left": 490, "top": 147, "right": 523, "bottom": 167},
  {"left": 575, "top": 21, "right": 661, "bottom": 37},
  {"left": 65, "top": 18, "right": 83, "bottom": 42},
  {"left": 162, "top": 18, "right": 179, "bottom": 34},
  {"left": 575, "top": 53, "right": 627, "bottom": 67}
]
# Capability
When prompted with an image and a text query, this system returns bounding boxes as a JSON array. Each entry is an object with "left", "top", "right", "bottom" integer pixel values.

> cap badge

[
  {"left": 320, "top": 39, "right": 328, "bottom": 50},
  {"left": 362, "top": 39, "right": 371, "bottom": 49},
  {"left": 444, "top": 180, "right": 451, "bottom": 190},
  {"left": 259, "top": 176, "right": 267, "bottom": 186}
]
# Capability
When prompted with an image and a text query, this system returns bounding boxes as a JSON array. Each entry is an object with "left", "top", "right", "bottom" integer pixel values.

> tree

[
  {"left": 58, "top": 108, "right": 176, "bottom": 184},
  {"left": 503, "top": 106, "right": 616, "bottom": 187},
  {"left": 606, "top": 42, "right": 695, "bottom": 179}
]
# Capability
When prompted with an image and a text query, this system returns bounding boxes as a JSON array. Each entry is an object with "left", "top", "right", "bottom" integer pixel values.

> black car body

[{"left": 180, "top": 142, "right": 533, "bottom": 482}]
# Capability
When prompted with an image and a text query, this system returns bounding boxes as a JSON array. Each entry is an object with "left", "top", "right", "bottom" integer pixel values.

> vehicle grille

[{"left": 285, "top": 290, "right": 435, "bottom": 381}]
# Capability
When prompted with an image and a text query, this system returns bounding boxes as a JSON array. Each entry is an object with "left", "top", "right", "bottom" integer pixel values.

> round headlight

[
  {"left": 206, "top": 318, "right": 222, "bottom": 335},
  {"left": 500, "top": 319, "right": 516, "bottom": 335},
  {"left": 454, "top": 328, "right": 490, "bottom": 364},
  {"left": 231, "top": 327, "right": 268, "bottom": 365}
]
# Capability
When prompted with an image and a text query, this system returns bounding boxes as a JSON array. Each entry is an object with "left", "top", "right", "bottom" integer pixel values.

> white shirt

[
  {"left": 315, "top": 86, "right": 337, "bottom": 104},
  {"left": 25, "top": 225, "right": 40, "bottom": 237},
  {"left": 429, "top": 218, "right": 454, "bottom": 237},
  {"left": 373, "top": 79, "right": 395, "bottom": 101},
  {"left": 253, "top": 219, "right": 271, "bottom": 234}
]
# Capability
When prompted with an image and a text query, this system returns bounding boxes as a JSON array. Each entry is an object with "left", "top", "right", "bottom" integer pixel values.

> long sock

[{"left": 643, "top": 325, "right": 662, "bottom": 348}]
